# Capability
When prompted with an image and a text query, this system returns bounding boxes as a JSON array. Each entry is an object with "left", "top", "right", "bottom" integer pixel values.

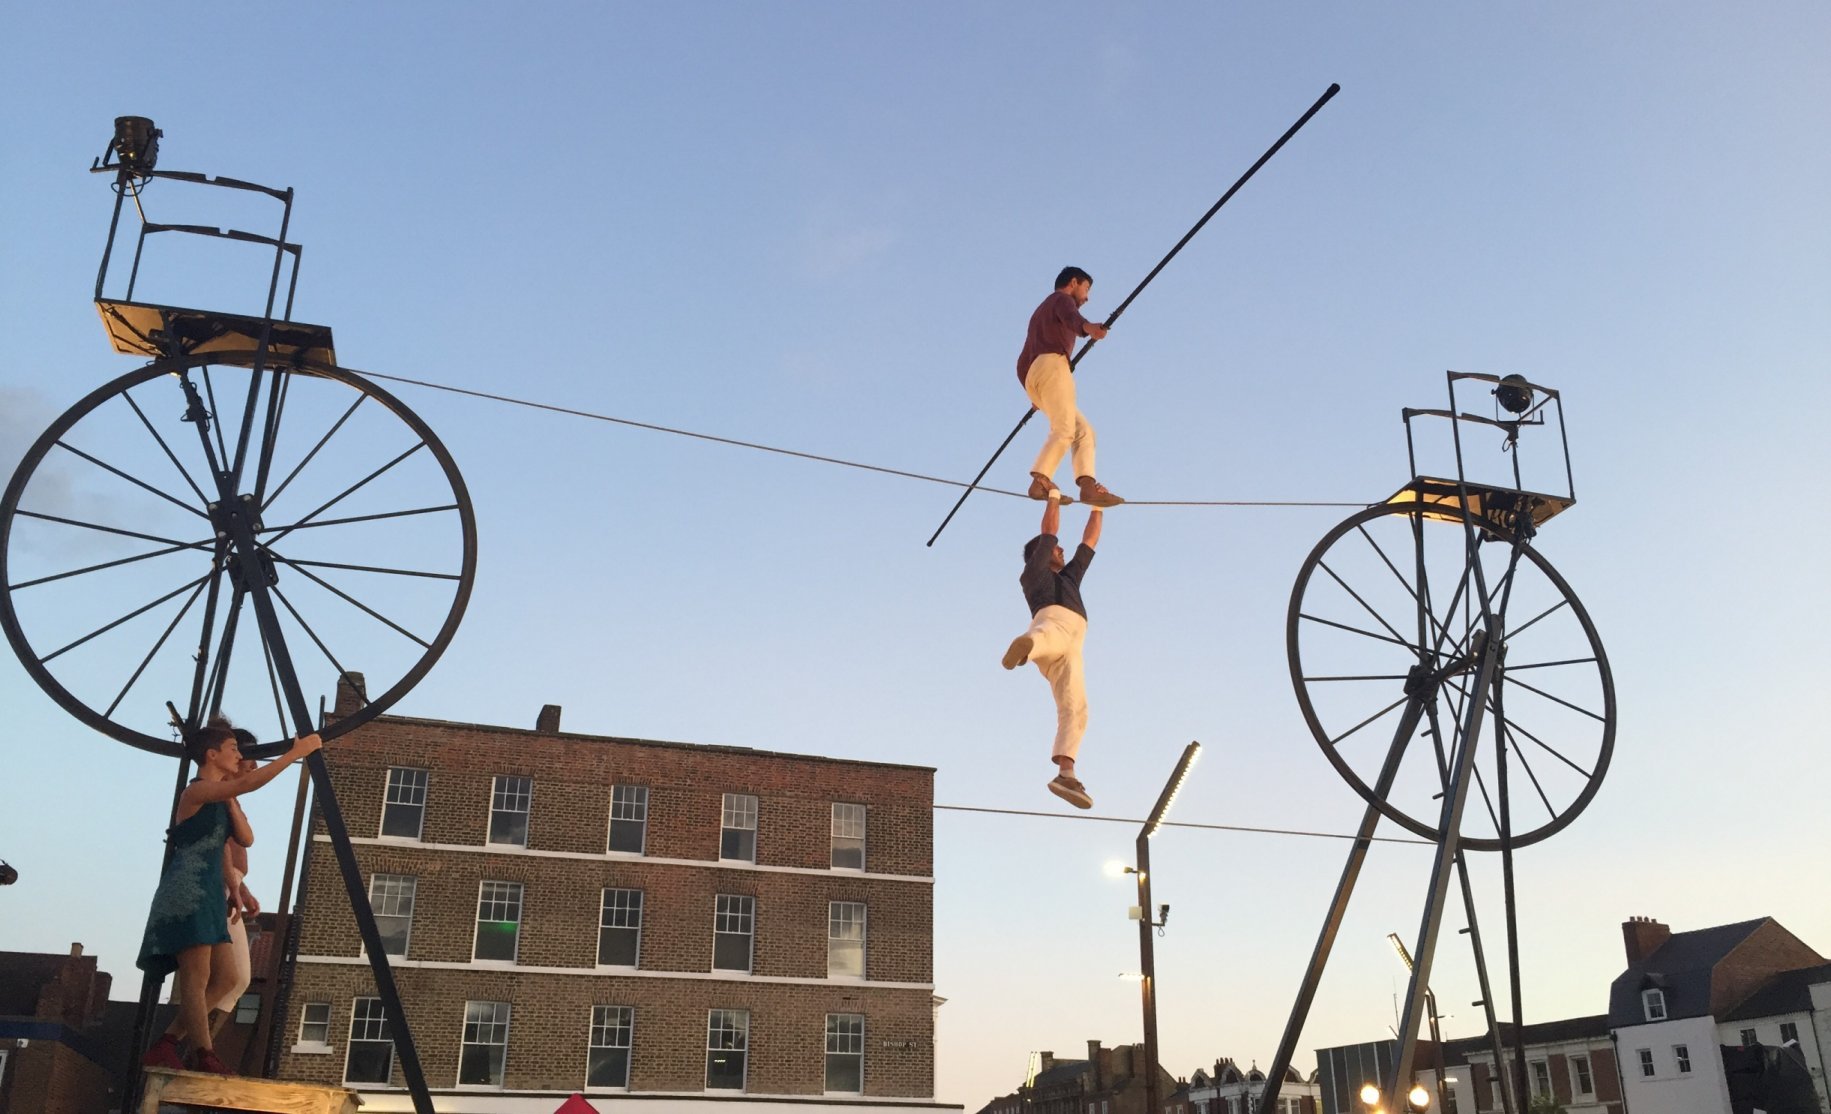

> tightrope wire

[{"left": 348, "top": 366, "right": 1364, "bottom": 511}]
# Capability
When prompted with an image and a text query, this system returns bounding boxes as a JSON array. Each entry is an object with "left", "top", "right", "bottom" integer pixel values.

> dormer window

[{"left": 1642, "top": 988, "right": 1668, "bottom": 1021}]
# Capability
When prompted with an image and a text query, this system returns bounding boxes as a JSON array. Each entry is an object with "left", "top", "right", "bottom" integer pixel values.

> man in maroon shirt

[{"left": 1016, "top": 266, "right": 1124, "bottom": 508}]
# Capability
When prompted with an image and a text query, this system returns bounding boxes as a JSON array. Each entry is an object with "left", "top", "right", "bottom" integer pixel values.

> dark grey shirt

[{"left": 1020, "top": 533, "right": 1096, "bottom": 619}]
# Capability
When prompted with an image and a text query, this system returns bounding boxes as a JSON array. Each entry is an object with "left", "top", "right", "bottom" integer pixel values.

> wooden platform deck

[{"left": 140, "top": 1066, "right": 362, "bottom": 1113}]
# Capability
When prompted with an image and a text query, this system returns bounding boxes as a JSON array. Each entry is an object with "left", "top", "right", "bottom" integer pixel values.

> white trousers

[
  {"left": 1024, "top": 354, "right": 1096, "bottom": 482},
  {"left": 1020, "top": 604, "right": 1088, "bottom": 762}
]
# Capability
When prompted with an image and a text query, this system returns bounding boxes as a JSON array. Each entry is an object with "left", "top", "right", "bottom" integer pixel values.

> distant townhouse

[{"left": 1609, "top": 914, "right": 1829, "bottom": 1114}]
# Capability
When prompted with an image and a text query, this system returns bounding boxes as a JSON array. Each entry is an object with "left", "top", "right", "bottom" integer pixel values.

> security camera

[{"left": 1159, "top": 903, "right": 1170, "bottom": 925}]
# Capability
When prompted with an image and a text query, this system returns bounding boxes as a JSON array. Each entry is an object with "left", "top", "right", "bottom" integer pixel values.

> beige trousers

[
  {"left": 1024, "top": 353, "right": 1096, "bottom": 482},
  {"left": 1020, "top": 604, "right": 1089, "bottom": 762}
]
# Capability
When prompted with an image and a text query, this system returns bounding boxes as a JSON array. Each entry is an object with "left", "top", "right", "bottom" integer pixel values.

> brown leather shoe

[
  {"left": 1047, "top": 774, "right": 1093, "bottom": 809},
  {"left": 1076, "top": 477, "right": 1124, "bottom": 508},
  {"left": 1002, "top": 635, "right": 1034, "bottom": 670},
  {"left": 1028, "top": 475, "right": 1074, "bottom": 505}
]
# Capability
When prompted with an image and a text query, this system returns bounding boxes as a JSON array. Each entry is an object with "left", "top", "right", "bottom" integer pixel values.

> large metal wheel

[
  {"left": 1, "top": 353, "right": 477, "bottom": 757},
  {"left": 1287, "top": 501, "right": 1614, "bottom": 849}
]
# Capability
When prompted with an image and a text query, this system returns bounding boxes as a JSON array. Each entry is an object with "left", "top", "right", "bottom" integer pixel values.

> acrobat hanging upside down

[{"left": 1003, "top": 497, "right": 1103, "bottom": 809}]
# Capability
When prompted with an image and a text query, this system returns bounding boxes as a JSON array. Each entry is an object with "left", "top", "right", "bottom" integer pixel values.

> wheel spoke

[
  {"left": 105, "top": 579, "right": 209, "bottom": 718},
  {"left": 266, "top": 551, "right": 431, "bottom": 648},
  {"left": 252, "top": 368, "right": 295, "bottom": 509},
  {"left": 122, "top": 388, "right": 211, "bottom": 507},
  {"left": 271, "top": 583, "right": 368, "bottom": 709},
  {"left": 52, "top": 441, "right": 208, "bottom": 519},
  {"left": 261, "top": 504, "right": 459, "bottom": 535},
  {"left": 1498, "top": 673, "right": 1607, "bottom": 723},
  {"left": 1302, "top": 673, "right": 1413, "bottom": 682},
  {"left": 261, "top": 393, "right": 365, "bottom": 513},
  {"left": 1326, "top": 694, "right": 1410, "bottom": 748},
  {"left": 1318, "top": 559, "right": 1411, "bottom": 649},
  {"left": 9, "top": 539, "right": 213, "bottom": 591},
  {"left": 15, "top": 508, "right": 204, "bottom": 550},
  {"left": 278, "top": 557, "right": 462, "bottom": 581},
  {"left": 1503, "top": 656, "right": 1597, "bottom": 671},
  {"left": 42, "top": 574, "right": 211, "bottom": 663},
  {"left": 200, "top": 367, "right": 233, "bottom": 473},
  {"left": 199, "top": 586, "right": 246, "bottom": 723},
  {"left": 259, "top": 441, "right": 428, "bottom": 549},
  {"left": 1469, "top": 758, "right": 1502, "bottom": 836},
  {"left": 1490, "top": 705, "right": 1594, "bottom": 779},
  {"left": 1358, "top": 521, "right": 1455, "bottom": 653},
  {"left": 257, "top": 608, "right": 290, "bottom": 742},
  {"left": 1504, "top": 596, "right": 1571, "bottom": 642},
  {"left": 1502, "top": 722, "right": 1559, "bottom": 820},
  {"left": 1298, "top": 611, "right": 1417, "bottom": 651}
]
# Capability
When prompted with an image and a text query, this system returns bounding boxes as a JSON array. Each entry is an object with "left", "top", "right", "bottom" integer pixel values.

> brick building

[
  {"left": 1448, "top": 1016, "right": 1622, "bottom": 1113},
  {"left": 0, "top": 943, "right": 112, "bottom": 1114},
  {"left": 277, "top": 683, "right": 951, "bottom": 1113},
  {"left": 1184, "top": 1058, "right": 1318, "bottom": 1114}
]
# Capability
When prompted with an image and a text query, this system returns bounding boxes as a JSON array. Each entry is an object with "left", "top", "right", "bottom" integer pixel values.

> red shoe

[
  {"left": 186, "top": 1048, "right": 232, "bottom": 1076},
  {"left": 141, "top": 1034, "right": 183, "bottom": 1070}
]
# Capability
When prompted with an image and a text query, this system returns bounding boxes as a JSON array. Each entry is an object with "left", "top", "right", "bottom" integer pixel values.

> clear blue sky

[{"left": 3, "top": 3, "right": 1828, "bottom": 1108}]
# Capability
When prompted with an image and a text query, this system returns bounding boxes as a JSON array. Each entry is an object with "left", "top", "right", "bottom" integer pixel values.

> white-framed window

[
  {"left": 233, "top": 992, "right": 260, "bottom": 1024},
  {"left": 1572, "top": 1053, "right": 1594, "bottom": 1096},
  {"left": 598, "top": 888, "right": 642, "bottom": 967},
  {"left": 713, "top": 894, "right": 754, "bottom": 972},
  {"left": 587, "top": 1005, "right": 633, "bottom": 1089},
  {"left": 459, "top": 1001, "right": 511, "bottom": 1087},
  {"left": 825, "top": 1013, "right": 865, "bottom": 1093},
  {"left": 298, "top": 1001, "right": 331, "bottom": 1046},
  {"left": 344, "top": 997, "right": 394, "bottom": 1085},
  {"left": 367, "top": 873, "right": 416, "bottom": 957},
  {"left": 831, "top": 802, "right": 866, "bottom": 870},
  {"left": 1278, "top": 1099, "right": 1302, "bottom": 1114},
  {"left": 380, "top": 767, "right": 428, "bottom": 839},
  {"left": 721, "top": 793, "right": 758, "bottom": 862},
  {"left": 1637, "top": 1048, "right": 1655, "bottom": 1078},
  {"left": 1642, "top": 987, "right": 1667, "bottom": 1021},
  {"left": 1740, "top": 1028, "right": 1759, "bottom": 1046},
  {"left": 488, "top": 775, "right": 532, "bottom": 846},
  {"left": 473, "top": 881, "right": 523, "bottom": 962},
  {"left": 1781, "top": 1021, "right": 1801, "bottom": 1045},
  {"left": 706, "top": 1009, "right": 749, "bottom": 1090},
  {"left": 1529, "top": 1059, "right": 1551, "bottom": 1095},
  {"left": 609, "top": 785, "right": 648, "bottom": 854},
  {"left": 828, "top": 901, "right": 866, "bottom": 978},
  {"left": 1674, "top": 1044, "right": 1692, "bottom": 1074}
]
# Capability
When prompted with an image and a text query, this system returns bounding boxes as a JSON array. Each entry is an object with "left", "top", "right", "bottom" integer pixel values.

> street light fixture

[
  {"left": 1132, "top": 741, "right": 1201, "bottom": 1114},
  {"left": 1387, "top": 933, "right": 1447, "bottom": 1113}
]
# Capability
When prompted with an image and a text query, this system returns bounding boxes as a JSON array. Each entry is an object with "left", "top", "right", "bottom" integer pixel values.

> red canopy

[{"left": 552, "top": 1095, "right": 602, "bottom": 1114}]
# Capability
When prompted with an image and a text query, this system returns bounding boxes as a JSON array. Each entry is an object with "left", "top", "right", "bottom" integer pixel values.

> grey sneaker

[
  {"left": 1028, "top": 475, "right": 1074, "bottom": 505},
  {"left": 1002, "top": 635, "right": 1034, "bottom": 670},
  {"left": 1047, "top": 774, "right": 1093, "bottom": 809}
]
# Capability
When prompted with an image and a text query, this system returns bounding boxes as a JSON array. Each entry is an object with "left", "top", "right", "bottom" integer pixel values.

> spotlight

[
  {"left": 1360, "top": 1082, "right": 1381, "bottom": 1105},
  {"left": 108, "top": 116, "right": 162, "bottom": 174},
  {"left": 1494, "top": 374, "right": 1534, "bottom": 415},
  {"left": 1408, "top": 1083, "right": 1430, "bottom": 1108}
]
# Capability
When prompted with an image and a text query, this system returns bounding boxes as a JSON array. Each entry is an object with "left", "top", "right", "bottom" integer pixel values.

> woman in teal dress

[{"left": 137, "top": 721, "right": 321, "bottom": 1075}]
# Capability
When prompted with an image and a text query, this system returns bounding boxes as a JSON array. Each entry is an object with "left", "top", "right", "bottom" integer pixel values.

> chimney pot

[
  {"left": 536, "top": 704, "right": 562, "bottom": 733},
  {"left": 1623, "top": 916, "right": 1671, "bottom": 964},
  {"left": 334, "top": 672, "right": 367, "bottom": 716}
]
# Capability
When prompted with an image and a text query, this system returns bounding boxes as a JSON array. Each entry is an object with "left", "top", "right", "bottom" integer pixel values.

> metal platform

[
  {"left": 97, "top": 299, "right": 336, "bottom": 366},
  {"left": 1386, "top": 475, "right": 1574, "bottom": 532}
]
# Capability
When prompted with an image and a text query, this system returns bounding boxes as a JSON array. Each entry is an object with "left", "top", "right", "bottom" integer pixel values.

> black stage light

[
  {"left": 0, "top": 860, "right": 18, "bottom": 886},
  {"left": 111, "top": 116, "right": 162, "bottom": 173},
  {"left": 1495, "top": 373, "right": 1534, "bottom": 415}
]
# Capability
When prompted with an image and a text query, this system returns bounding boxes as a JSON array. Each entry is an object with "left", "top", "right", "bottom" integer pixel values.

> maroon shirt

[{"left": 1016, "top": 290, "right": 1092, "bottom": 383}]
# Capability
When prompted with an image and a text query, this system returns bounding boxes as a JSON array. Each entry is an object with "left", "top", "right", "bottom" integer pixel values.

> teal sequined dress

[{"left": 136, "top": 799, "right": 230, "bottom": 976}]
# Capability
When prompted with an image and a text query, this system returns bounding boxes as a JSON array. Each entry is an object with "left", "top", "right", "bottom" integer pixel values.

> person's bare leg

[
  {"left": 172, "top": 946, "right": 212, "bottom": 1047},
  {"left": 195, "top": 940, "right": 240, "bottom": 1051}
]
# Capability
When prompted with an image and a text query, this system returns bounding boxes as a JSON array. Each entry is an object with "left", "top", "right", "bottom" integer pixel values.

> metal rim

[
  {"left": 1, "top": 353, "right": 477, "bottom": 757},
  {"left": 1286, "top": 501, "right": 1615, "bottom": 849}
]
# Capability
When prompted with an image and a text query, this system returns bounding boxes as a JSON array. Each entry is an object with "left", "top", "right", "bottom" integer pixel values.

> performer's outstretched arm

[
  {"left": 1082, "top": 507, "right": 1103, "bottom": 550},
  {"left": 1041, "top": 499, "right": 1061, "bottom": 538}
]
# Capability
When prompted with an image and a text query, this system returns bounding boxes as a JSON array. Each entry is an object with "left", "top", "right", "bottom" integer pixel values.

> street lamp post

[{"left": 1133, "top": 742, "right": 1202, "bottom": 1114}]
